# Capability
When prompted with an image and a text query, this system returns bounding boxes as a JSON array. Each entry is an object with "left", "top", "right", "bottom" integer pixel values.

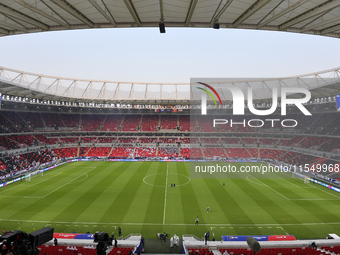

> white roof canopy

[
  {"left": 0, "top": 65, "right": 339, "bottom": 104},
  {"left": 0, "top": 0, "right": 340, "bottom": 38}
]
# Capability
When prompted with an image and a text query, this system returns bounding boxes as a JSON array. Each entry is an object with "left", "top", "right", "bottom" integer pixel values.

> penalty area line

[{"left": 41, "top": 167, "right": 97, "bottom": 198}]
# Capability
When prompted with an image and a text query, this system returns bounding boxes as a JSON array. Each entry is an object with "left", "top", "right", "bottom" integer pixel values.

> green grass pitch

[{"left": 1, "top": 161, "right": 340, "bottom": 240}]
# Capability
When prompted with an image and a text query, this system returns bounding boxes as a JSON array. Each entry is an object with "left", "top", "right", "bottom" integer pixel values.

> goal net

[
  {"left": 292, "top": 171, "right": 310, "bottom": 184},
  {"left": 26, "top": 170, "right": 43, "bottom": 181}
]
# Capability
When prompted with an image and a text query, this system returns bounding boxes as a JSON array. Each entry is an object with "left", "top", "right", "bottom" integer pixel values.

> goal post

[
  {"left": 26, "top": 170, "right": 43, "bottom": 182},
  {"left": 292, "top": 171, "right": 310, "bottom": 184}
]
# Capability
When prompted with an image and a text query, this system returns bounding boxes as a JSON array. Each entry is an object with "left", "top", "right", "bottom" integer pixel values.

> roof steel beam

[
  {"left": 321, "top": 23, "right": 340, "bottom": 34},
  {"left": 279, "top": 0, "right": 340, "bottom": 30},
  {"left": 0, "top": 20, "right": 28, "bottom": 32},
  {"left": 49, "top": 0, "right": 94, "bottom": 28},
  {"left": 88, "top": 0, "right": 116, "bottom": 26},
  {"left": 257, "top": 0, "right": 308, "bottom": 29},
  {"left": 13, "top": 0, "right": 70, "bottom": 29},
  {"left": 185, "top": 0, "right": 198, "bottom": 26},
  {"left": 0, "top": 27, "right": 9, "bottom": 34},
  {"left": 301, "top": 15, "right": 340, "bottom": 32},
  {"left": 159, "top": 0, "right": 164, "bottom": 23},
  {"left": 210, "top": 0, "right": 234, "bottom": 27},
  {"left": 0, "top": 3, "right": 49, "bottom": 30},
  {"left": 123, "top": 0, "right": 141, "bottom": 26},
  {"left": 233, "top": 0, "right": 271, "bottom": 28}
]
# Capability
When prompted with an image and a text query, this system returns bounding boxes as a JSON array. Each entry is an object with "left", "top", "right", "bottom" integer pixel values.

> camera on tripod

[
  {"left": 94, "top": 232, "right": 112, "bottom": 255},
  {"left": 0, "top": 227, "right": 54, "bottom": 255}
]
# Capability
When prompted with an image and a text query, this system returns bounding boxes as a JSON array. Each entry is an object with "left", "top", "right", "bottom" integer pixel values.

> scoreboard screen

[{"left": 337, "top": 94, "right": 340, "bottom": 111}]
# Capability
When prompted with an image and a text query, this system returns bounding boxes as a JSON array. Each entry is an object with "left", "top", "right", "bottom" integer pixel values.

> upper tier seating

[
  {"left": 19, "top": 112, "right": 44, "bottom": 128},
  {"left": 179, "top": 115, "right": 190, "bottom": 132},
  {"left": 82, "top": 115, "right": 106, "bottom": 131},
  {"left": 60, "top": 114, "right": 80, "bottom": 128},
  {"left": 121, "top": 116, "right": 140, "bottom": 131},
  {"left": 42, "top": 113, "right": 64, "bottom": 127},
  {"left": 102, "top": 115, "right": 124, "bottom": 131},
  {"left": 160, "top": 115, "right": 177, "bottom": 130},
  {"left": 141, "top": 115, "right": 159, "bottom": 131}
]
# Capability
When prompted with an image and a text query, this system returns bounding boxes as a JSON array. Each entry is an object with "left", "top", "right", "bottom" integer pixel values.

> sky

[{"left": 0, "top": 27, "right": 340, "bottom": 83}]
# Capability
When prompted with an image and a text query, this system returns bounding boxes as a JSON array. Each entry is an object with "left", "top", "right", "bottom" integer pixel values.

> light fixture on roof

[
  {"left": 213, "top": 22, "right": 220, "bottom": 29},
  {"left": 159, "top": 22, "right": 165, "bottom": 33}
]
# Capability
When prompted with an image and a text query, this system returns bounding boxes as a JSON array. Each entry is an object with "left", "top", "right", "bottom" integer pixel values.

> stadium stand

[
  {"left": 180, "top": 148, "right": 190, "bottom": 158},
  {"left": 141, "top": 115, "right": 159, "bottom": 131},
  {"left": 109, "top": 147, "right": 134, "bottom": 158},
  {"left": 60, "top": 114, "right": 80, "bottom": 128},
  {"left": 226, "top": 148, "right": 250, "bottom": 158},
  {"left": 260, "top": 149, "right": 286, "bottom": 159},
  {"left": 121, "top": 115, "right": 140, "bottom": 131},
  {"left": 86, "top": 147, "right": 111, "bottom": 157},
  {"left": 82, "top": 115, "right": 106, "bottom": 131},
  {"left": 160, "top": 115, "right": 177, "bottom": 130},
  {"left": 19, "top": 112, "right": 44, "bottom": 128},
  {"left": 219, "top": 247, "right": 327, "bottom": 255},
  {"left": 0, "top": 136, "right": 20, "bottom": 149},
  {"left": 38, "top": 245, "right": 135, "bottom": 255},
  {"left": 196, "top": 116, "right": 216, "bottom": 132},
  {"left": 102, "top": 115, "right": 123, "bottom": 131},
  {"left": 134, "top": 147, "right": 156, "bottom": 157},
  {"left": 11, "top": 135, "right": 37, "bottom": 146},
  {"left": 2, "top": 111, "right": 29, "bottom": 132},
  {"left": 179, "top": 115, "right": 190, "bottom": 132},
  {"left": 157, "top": 147, "right": 179, "bottom": 158},
  {"left": 42, "top": 113, "right": 64, "bottom": 128},
  {"left": 203, "top": 148, "right": 227, "bottom": 158},
  {"left": 53, "top": 148, "right": 78, "bottom": 158},
  {"left": 139, "top": 137, "right": 157, "bottom": 143}
]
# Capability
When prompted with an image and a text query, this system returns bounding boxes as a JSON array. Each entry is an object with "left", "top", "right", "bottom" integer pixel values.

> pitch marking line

[
  {"left": 0, "top": 184, "right": 25, "bottom": 194},
  {"left": 0, "top": 167, "right": 97, "bottom": 199},
  {"left": 246, "top": 176, "right": 266, "bottom": 186},
  {"left": 25, "top": 172, "right": 63, "bottom": 186},
  {"left": 306, "top": 182, "right": 340, "bottom": 200},
  {"left": 69, "top": 174, "right": 88, "bottom": 184},
  {"left": 41, "top": 167, "right": 97, "bottom": 198},
  {"left": 2, "top": 218, "right": 340, "bottom": 227},
  {"left": 290, "top": 198, "right": 339, "bottom": 200},
  {"left": 143, "top": 173, "right": 190, "bottom": 188},
  {"left": 276, "top": 176, "right": 313, "bottom": 189},
  {"left": 163, "top": 163, "right": 168, "bottom": 225},
  {"left": 247, "top": 175, "right": 290, "bottom": 200},
  {"left": 0, "top": 195, "right": 42, "bottom": 198},
  {"left": 247, "top": 175, "right": 338, "bottom": 201}
]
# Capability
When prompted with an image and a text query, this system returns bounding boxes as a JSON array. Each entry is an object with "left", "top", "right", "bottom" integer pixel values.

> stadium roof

[
  {"left": 1, "top": 65, "right": 340, "bottom": 105},
  {"left": 1, "top": 0, "right": 340, "bottom": 38}
]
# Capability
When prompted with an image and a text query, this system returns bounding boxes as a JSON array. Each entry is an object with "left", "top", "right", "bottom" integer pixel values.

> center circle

[{"left": 143, "top": 173, "right": 191, "bottom": 187}]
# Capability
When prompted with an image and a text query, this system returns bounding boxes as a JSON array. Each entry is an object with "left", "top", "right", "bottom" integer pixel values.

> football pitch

[{"left": 1, "top": 161, "right": 340, "bottom": 240}]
